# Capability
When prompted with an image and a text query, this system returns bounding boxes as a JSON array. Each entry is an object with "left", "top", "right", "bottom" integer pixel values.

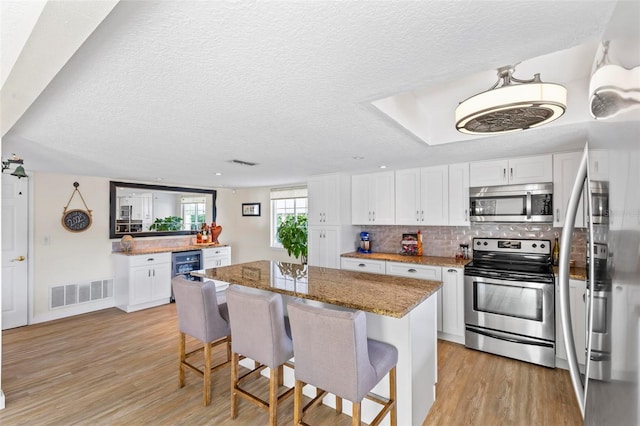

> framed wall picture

[{"left": 242, "top": 202, "right": 261, "bottom": 217}]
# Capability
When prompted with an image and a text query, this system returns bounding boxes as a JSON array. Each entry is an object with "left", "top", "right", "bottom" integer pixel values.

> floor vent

[{"left": 50, "top": 279, "right": 114, "bottom": 309}]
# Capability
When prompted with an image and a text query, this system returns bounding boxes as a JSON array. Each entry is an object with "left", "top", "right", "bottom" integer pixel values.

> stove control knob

[
  {"left": 532, "top": 243, "right": 537, "bottom": 248},
  {"left": 477, "top": 241, "right": 481, "bottom": 246},
  {"left": 483, "top": 241, "right": 488, "bottom": 246},
  {"left": 540, "top": 244, "right": 545, "bottom": 249}
]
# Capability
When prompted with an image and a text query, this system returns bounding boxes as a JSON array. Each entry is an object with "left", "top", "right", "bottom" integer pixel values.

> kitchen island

[{"left": 193, "top": 260, "right": 441, "bottom": 426}]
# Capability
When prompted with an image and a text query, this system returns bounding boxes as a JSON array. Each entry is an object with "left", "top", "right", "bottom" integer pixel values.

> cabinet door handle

[
  {"left": 153, "top": 269, "right": 155, "bottom": 277},
  {"left": 372, "top": 211, "right": 376, "bottom": 222},
  {"left": 447, "top": 269, "right": 457, "bottom": 273},
  {"left": 556, "top": 208, "right": 560, "bottom": 222},
  {"left": 416, "top": 210, "right": 420, "bottom": 222},
  {"left": 147, "top": 258, "right": 155, "bottom": 262},
  {"left": 421, "top": 210, "right": 424, "bottom": 221},
  {"left": 464, "top": 209, "right": 468, "bottom": 221},
  {"left": 510, "top": 168, "right": 513, "bottom": 180},
  {"left": 408, "top": 268, "right": 417, "bottom": 273},
  {"left": 503, "top": 168, "right": 507, "bottom": 180},
  {"left": 358, "top": 263, "right": 366, "bottom": 267},
  {"left": 148, "top": 269, "right": 151, "bottom": 277}
]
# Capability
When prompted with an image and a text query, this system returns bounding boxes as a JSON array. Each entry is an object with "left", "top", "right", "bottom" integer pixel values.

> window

[
  {"left": 270, "top": 187, "right": 308, "bottom": 248},
  {"left": 181, "top": 196, "right": 206, "bottom": 231}
]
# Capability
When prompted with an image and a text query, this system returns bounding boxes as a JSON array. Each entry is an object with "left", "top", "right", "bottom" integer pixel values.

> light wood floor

[{"left": 0, "top": 304, "right": 582, "bottom": 425}]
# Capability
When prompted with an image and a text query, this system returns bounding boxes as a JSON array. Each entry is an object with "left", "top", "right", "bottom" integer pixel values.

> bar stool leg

[
  {"left": 390, "top": 366, "right": 397, "bottom": 426},
  {"left": 294, "top": 380, "right": 304, "bottom": 425},
  {"left": 178, "top": 333, "right": 186, "bottom": 388},
  {"left": 230, "top": 352, "right": 239, "bottom": 419},
  {"left": 269, "top": 367, "right": 278, "bottom": 426},
  {"left": 336, "top": 395, "right": 342, "bottom": 414},
  {"left": 352, "top": 401, "right": 361, "bottom": 426},
  {"left": 203, "top": 342, "right": 212, "bottom": 406}
]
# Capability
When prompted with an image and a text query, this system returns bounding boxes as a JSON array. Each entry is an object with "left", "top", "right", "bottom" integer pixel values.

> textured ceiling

[{"left": 1, "top": 1, "right": 619, "bottom": 188}]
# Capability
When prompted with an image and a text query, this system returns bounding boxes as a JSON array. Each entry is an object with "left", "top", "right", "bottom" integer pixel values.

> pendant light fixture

[
  {"left": 1, "top": 154, "right": 28, "bottom": 179},
  {"left": 455, "top": 65, "right": 567, "bottom": 135}
]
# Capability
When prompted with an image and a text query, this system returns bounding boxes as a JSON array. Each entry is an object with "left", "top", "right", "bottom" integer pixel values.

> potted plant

[
  {"left": 149, "top": 216, "right": 183, "bottom": 231},
  {"left": 276, "top": 214, "right": 308, "bottom": 264}
]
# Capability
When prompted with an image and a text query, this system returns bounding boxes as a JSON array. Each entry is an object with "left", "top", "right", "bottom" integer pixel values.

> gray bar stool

[
  {"left": 226, "top": 285, "right": 295, "bottom": 426},
  {"left": 288, "top": 300, "right": 398, "bottom": 426},
  {"left": 172, "top": 276, "right": 231, "bottom": 406}
]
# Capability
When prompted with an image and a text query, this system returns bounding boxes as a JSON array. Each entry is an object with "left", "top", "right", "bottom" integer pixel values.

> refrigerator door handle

[{"left": 559, "top": 144, "right": 588, "bottom": 418}]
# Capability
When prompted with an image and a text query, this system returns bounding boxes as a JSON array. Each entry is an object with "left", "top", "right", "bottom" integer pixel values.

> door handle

[{"left": 11, "top": 256, "right": 25, "bottom": 262}]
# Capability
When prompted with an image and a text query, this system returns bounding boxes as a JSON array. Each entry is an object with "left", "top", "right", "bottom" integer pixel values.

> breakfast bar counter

[
  {"left": 192, "top": 260, "right": 440, "bottom": 318},
  {"left": 192, "top": 260, "right": 441, "bottom": 426}
]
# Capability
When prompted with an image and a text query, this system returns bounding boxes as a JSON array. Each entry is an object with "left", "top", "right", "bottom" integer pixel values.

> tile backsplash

[{"left": 358, "top": 224, "right": 587, "bottom": 266}]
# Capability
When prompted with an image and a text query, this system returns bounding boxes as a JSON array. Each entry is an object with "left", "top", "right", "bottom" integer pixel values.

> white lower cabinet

[
  {"left": 386, "top": 262, "right": 442, "bottom": 281},
  {"left": 556, "top": 279, "right": 586, "bottom": 366},
  {"left": 340, "top": 257, "right": 386, "bottom": 274},
  {"left": 440, "top": 267, "right": 465, "bottom": 343},
  {"left": 341, "top": 257, "right": 464, "bottom": 344},
  {"left": 309, "top": 226, "right": 356, "bottom": 269},
  {"left": 114, "top": 252, "right": 172, "bottom": 313},
  {"left": 201, "top": 246, "right": 231, "bottom": 269}
]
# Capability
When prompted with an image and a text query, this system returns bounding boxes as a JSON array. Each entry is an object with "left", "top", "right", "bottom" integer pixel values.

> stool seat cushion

[
  {"left": 288, "top": 301, "right": 398, "bottom": 403},
  {"left": 227, "top": 285, "right": 293, "bottom": 369},
  {"left": 173, "top": 277, "right": 230, "bottom": 343}
]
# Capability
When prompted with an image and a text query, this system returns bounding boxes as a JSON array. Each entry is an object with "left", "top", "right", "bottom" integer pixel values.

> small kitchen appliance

[{"left": 358, "top": 231, "right": 372, "bottom": 253}]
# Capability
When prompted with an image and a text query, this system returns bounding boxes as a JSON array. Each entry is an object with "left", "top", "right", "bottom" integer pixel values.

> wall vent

[{"left": 50, "top": 279, "right": 114, "bottom": 309}]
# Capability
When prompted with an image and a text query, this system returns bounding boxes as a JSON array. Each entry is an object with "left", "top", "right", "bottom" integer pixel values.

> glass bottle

[{"left": 552, "top": 237, "right": 560, "bottom": 266}]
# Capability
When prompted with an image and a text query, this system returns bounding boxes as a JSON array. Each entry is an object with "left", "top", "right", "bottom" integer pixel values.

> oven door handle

[
  {"left": 526, "top": 191, "right": 532, "bottom": 220},
  {"left": 466, "top": 325, "right": 554, "bottom": 348},
  {"left": 468, "top": 275, "right": 553, "bottom": 290}
]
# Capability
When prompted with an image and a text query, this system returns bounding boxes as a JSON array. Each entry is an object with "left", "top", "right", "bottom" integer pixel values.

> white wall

[
  {"left": 215, "top": 187, "right": 299, "bottom": 264},
  {"left": 32, "top": 172, "right": 113, "bottom": 321},
  {"left": 29, "top": 173, "right": 298, "bottom": 323}
]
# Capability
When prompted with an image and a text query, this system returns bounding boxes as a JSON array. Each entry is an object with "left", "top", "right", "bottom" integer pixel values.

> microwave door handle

[
  {"left": 559, "top": 145, "right": 588, "bottom": 419},
  {"left": 526, "top": 192, "right": 532, "bottom": 219}
]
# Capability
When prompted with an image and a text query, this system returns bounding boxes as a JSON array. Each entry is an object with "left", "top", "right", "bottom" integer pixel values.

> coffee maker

[{"left": 358, "top": 231, "right": 372, "bottom": 253}]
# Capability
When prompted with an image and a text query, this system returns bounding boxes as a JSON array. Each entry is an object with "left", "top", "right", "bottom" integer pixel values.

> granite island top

[
  {"left": 341, "top": 251, "right": 469, "bottom": 268},
  {"left": 113, "top": 243, "right": 229, "bottom": 256},
  {"left": 191, "top": 260, "right": 442, "bottom": 318}
]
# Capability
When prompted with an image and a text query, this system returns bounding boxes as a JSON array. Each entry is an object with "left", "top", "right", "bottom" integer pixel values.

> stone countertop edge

[
  {"left": 341, "top": 251, "right": 469, "bottom": 268},
  {"left": 113, "top": 243, "right": 229, "bottom": 255},
  {"left": 193, "top": 261, "right": 441, "bottom": 319},
  {"left": 553, "top": 266, "right": 587, "bottom": 281}
]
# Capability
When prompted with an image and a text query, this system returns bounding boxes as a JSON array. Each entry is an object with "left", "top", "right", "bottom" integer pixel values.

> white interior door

[{"left": 2, "top": 175, "right": 29, "bottom": 329}]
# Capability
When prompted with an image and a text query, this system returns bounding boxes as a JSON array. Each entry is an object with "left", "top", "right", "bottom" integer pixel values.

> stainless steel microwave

[{"left": 469, "top": 183, "right": 553, "bottom": 223}]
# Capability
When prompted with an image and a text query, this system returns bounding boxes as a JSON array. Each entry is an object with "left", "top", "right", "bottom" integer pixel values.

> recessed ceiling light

[
  {"left": 215, "top": 172, "right": 222, "bottom": 176},
  {"left": 380, "top": 165, "right": 387, "bottom": 169},
  {"left": 353, "top": 156, "right": 365, "bottom": 160}
]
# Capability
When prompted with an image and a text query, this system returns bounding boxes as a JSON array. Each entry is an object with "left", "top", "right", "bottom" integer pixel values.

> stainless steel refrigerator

[{"left": 558, "top": 2, "right": 639, "bottom": 424}]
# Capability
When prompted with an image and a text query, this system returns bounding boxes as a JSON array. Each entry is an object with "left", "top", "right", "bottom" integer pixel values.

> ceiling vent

[{"left": 229, "top": 159, "right": 258, "bottom": 166}]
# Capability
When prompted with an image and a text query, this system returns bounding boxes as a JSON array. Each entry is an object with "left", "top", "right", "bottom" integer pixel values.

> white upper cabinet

[
  {"left": 395, "top": 168, "right": 422, "bottom": 225},
  {"left": 448, "top": 163, "right": 470, "bottom": 226},
  {"left": 470, "top": 154, "right": 553, "bottom": 186},
  {"left": 553, "top": 151, "right": 585, "bottom": 228},
  {"left": 395, "top": 166, "right": 449, "bottom": 226},
  {"left": 421, "top": 165, "right": 449, "bottom": 226},
  {"left": 351, "top": 171, "right": 395, "bottom": 225},
  {"left": 308, "top": 174, "right": 351, "bottom": 226}
]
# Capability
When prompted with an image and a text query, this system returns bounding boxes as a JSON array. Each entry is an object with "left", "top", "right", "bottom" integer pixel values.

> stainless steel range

[{"left": 464, "top": 238, "right": 556, "bottom": 367}]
